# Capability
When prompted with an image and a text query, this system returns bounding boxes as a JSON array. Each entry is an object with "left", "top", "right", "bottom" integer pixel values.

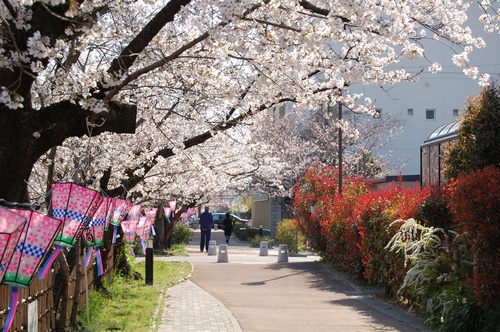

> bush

[
  {"left": 234, "top": 227, "right": 270, "bottom": 241},
  {"left": 171, "top": 222, "right": 193, "bottom": 245},
  {"left": 448, "top": 165, "right": 500, "bottom": 308},
  {"left": 233, "top": 227, "right": 249, "bottom": 241},
  {"left": 445, "top": 84, "right": 500, "bottom": 179},
  {"left": 276, "top": 219, "right": 305, "bottom": 254},
  {"left": 355, "top": 183, "right": 430, "bottom": 295},
  {"left": 250, "top": 235, "right": 274, "bottom": 248},
  {"left": 386, "top": 218, "right": 467, "bottom": 325}
]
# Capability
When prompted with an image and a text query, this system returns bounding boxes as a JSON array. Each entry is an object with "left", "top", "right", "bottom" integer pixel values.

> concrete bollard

[
  {"left": 259, "top": 241, "right": 269, "bottom": 256},
  {"left": 208, "top": 240, "right": 217, "bottom": 256},
  {"left": 277, "top": 244, "right": 289, "bottom": 263},
  {"left": 217, "top": 244, "right": 229, "bottom": 263}
]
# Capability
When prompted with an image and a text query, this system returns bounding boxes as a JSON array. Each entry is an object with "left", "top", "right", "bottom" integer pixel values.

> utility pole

[{"left": 338, "top": 93, "right": 343, "bottom": 196}]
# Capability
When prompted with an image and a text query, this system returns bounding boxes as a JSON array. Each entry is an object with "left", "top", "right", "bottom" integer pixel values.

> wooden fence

[{"left": 1, "top": 245, "right": 115, "bottom": 331}]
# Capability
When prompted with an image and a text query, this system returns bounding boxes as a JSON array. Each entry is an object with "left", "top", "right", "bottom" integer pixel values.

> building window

[
  {"left": 426, "top": 109, "right": 436, "bottom": 120},
  {"left": 453, "top": 108, "right": 459, "bottom": 116},
  {"left": 407, "top": 108, "right": 413, "bottom": 116}
]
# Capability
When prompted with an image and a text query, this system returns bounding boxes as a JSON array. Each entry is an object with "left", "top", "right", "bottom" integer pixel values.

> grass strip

[{"left": 79, "top": 260, "right": 191, "bottom": 331}]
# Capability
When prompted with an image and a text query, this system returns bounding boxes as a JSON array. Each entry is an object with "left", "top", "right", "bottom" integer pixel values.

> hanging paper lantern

[
  {"left": 38, "top": 183, "right": 102, "bottom": 282},
  {"left": 187, "top": 207, "right": 198, "bottom": 217},
  {"left": 121, "top": 220, "right": 138, "bottom": 244},
  {"left": 82, "top": 197, "right": 109, "bottom": 248},
  {"left": 81, "top": 197, "right": 114, "bottom": 276},
  {"left": 136, "top": 216, "right": 145, "bottom": 237},
  {"left": 0, "top": 207, "right": 27, "bottom": 282},
  {"left": 51, "top": 182, "right": 103, "bottom": 247},
  {"left": 136, "top": 216, "right": 155, "bottom": 255},
  {"left": 110, "top": 198, "right": 132, "bottom": 243},
  {"left": 110, "top": 198, "right": 133, "bottom": 227},
  {"left": 127, "top": 204, "right": 142, "bottom": 225},
  {"left": 163, "top": 206, "right": 171, "bottom": 219},
  {"left": 168, "top": 200, "right": 176, "bottom": 217},
  {"left": 181, "top": 212, "right": 189, "bottom": 224},
  {"left": 121, "top": 220, "right": 139, "bottom": 256},
  {"left": 143, "top": 216, "right": 155, "bottom": 239},
  {"left": 0, "top": 208, "right": 28, "bottom": 332},
  {"left": 144, "top": 208, "right": 157, "bottom": 219},
  {"left": 144, "top": 207, "right": 157, "bottom": 233},
  {"left": 3, "top": 209, "right": 62, "bottom": 288}
]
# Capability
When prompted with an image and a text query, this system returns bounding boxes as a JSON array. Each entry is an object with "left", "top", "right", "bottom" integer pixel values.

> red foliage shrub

[
  {"left": 292, "top": 165, "right": 368, "bottom": 276},
  {"left": 292, "top": 165, "right": 340, "bottom": 253},
  {"left": 448, "top": 165, "right": 500, "bottom": 308},
  {"left": 352, "top": 183, "right": 430, "bottom": 294},
  {"left": 416, "top": 185, "right": 454, "bottom": 229},
  {"left": 293, "top": 166, "right": 431, "bottom": 295},
  {"left": 322, "top": 177, "right": 368, "bottom": 277}
]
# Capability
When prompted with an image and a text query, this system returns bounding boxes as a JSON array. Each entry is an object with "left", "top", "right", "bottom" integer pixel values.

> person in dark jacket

[
  {"left": 223, "top": 212, "right": 233, "bottom": 244},
  {"left": 199, "top": 206, "right": 213, "bottom": 252}
]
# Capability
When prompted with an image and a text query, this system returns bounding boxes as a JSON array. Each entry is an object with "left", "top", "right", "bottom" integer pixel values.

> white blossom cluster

[{"left": 1, "top": 0, "right": 495, "bottom": 203}]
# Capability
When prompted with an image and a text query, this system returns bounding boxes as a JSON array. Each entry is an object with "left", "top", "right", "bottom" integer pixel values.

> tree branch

[
  {"left": 106, "top": 0, "right": 192, "bottom": 80},
  {"left": 35, "top": 100, "right": 137, "bottom": 156}
]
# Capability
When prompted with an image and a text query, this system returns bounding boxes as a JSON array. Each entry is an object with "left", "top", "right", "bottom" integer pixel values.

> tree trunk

[
  {"left": 114, "top": 232, "right": 132, "bottom": 277},
  {"left": 153, "top": 203, "right": 166, "bottom": 252},
  {"left": 0, "top": 102, "right": 136, "bottom": 203}
]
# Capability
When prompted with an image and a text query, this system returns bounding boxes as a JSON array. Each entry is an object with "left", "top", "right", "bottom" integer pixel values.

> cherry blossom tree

[
  {"left": 0, "top": 0, "right": 496, "bottom": 205},
  {"left": 246, "top": 104, "right": 406, "bottom": 198}
]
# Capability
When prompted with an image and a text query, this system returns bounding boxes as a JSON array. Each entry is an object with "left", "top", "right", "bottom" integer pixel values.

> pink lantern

[
  {"left": 136, "top": 216, "right": 154, "bottom": 254},
  {"left": 144, "top": 207, "right": 157, "bottom": 219},
  {"left": 181, "top": 212, "right": 188, "bottom": 224},
  {"left": 168, "top": 200, "right": 176, "bottom": 217},
  {"left": 110, "top": 198, "right": 132, "bottom": 227},
  {"left": 121, "top": 221, "right": 138, "bottom": 244},
  {"left": 121, "top": 220, "right": 139, "bottom": 256},
  {"left": 0, "top": 207, "right": 28, "bottom": 332},
  {"left": 127, "top": 204, "right": 142, "bottom": 222},
  {"left": 0, "top": 207, "right": 27, "bottom": 282},
  {"left": 136, "top": 217, "right": 148, "bottom": 240},
  {"left": 38, "top": 183, "right": 102, "bottom": 282},
  {"left": 82, "top": 197, "right": 110, "bottom": 248},
  {"left": 110, "top": 198, "right": 132, "bottom": 243},
  {"left": 163, "top": 206, "right": 171, "bottom": 219},
  {"left": 4, "top": 209, "right": 62, "bottom": 288},
  {"left": 80, "top": 197, "right": 112, "bottom": 276},
  {"left": 144, "top": 208, "right": 157, "bottom": 236},
  {"left": 51, "top": 183, "right": 103, "bottom": 247}
]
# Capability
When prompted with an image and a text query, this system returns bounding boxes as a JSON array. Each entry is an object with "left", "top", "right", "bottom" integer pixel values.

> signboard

[{"left": 28, "top": 300, "right": 38, "bottom": 332}]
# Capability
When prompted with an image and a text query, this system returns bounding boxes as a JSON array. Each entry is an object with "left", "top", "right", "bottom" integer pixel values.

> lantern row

[{"left": 0, "top": 182, "right": 176, "bottom": 332}]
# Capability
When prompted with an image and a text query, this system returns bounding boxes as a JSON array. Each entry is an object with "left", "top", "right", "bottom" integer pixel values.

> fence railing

[{"left": 1, "top": 245, "right": 115, "bottom": 331}]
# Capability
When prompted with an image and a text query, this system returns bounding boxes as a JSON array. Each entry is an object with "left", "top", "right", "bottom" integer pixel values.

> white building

[{"left": 353, "top": 8, "right": 499, "bottom": 178}]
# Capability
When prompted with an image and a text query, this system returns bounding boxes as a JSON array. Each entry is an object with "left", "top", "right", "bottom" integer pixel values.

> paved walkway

[
  {"left": 148, "top": 230, "right": 432, "bottom": 332},
  {"left": 160, "top": 280, "right": 241, "bottom": 331}
]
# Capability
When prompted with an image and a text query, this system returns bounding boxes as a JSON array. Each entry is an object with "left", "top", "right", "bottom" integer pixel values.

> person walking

[
  {"left": 199, "top": 206, "right": 213, "bottom": 252},
  {"left": 223, "top": 212, "right": 233, "bottom": 244}
]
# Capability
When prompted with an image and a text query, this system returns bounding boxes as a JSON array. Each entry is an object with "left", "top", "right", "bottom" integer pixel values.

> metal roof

[{"left": 422, "top": 120, "right": 461, "bottom": 145}]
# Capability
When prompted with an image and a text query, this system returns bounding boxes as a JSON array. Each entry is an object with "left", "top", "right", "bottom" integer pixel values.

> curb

[{"left": 151, "top": 261, "right": 194, "bottom": 331}]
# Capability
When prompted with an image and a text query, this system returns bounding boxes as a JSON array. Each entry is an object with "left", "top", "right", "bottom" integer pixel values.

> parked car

[
  {"left": 212, "top": 213, "right": 226, "bottom": 229},
  {"left": 231, "top": 214, "right": 251, "bottom": 227}
]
